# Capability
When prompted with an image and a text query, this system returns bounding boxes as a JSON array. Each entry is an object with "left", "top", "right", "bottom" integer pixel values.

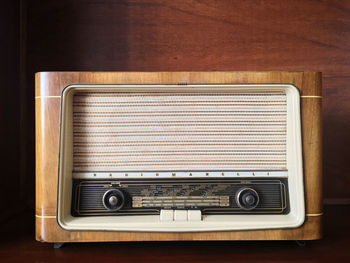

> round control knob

[
  {"left": 235, "top": 188, "right": 259, "bottom": 210},
  {"left": 102, "top": 189, "right": 125, "bottom": 211},
  {"left": 108, "top": 195, "right": 118, "bottom": 206}
]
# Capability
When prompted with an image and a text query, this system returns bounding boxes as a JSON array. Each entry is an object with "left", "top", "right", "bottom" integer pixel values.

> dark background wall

[
  {"left": 2, "top": 0, "right": 350, "bottom": 222},
  {"left": 1, "top": 0, "right": 20, "bottom": 220}
]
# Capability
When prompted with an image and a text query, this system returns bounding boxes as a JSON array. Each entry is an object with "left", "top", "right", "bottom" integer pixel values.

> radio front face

[{"left": 57, "top": 84, "right": 304, "bottom": 232}]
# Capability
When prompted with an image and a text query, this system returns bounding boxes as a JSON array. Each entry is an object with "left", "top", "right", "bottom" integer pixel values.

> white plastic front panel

[{"left": 57, "top": 84, "right": 304, "bottom": 232}]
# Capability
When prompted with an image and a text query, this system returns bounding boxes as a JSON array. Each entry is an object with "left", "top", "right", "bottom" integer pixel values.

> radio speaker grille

[{"left": 72, "top": 92, "right": 287, "bottom": 172}]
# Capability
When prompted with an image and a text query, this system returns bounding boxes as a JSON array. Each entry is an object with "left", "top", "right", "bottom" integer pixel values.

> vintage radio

[{"left": 35, "top": 72, "right": 322, "bottom": 243}]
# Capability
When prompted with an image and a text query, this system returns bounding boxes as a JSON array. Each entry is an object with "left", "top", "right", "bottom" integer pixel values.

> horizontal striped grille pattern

[{"left": 73, "top": 92, "right": 287, "bottom": 172}]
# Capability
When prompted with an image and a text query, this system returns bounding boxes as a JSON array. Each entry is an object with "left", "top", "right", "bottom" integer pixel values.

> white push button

[
  {"left": 160, "top": 209, "right": 174, "bottom": 222},
  {"left": 174, "top": 210, "right": 187, "bottom": 221},
  {"left": 188, "top": 210, "right": 202, "bottom": 221}
]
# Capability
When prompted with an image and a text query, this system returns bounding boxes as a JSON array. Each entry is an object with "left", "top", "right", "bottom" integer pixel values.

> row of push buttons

[{"left": 160, "top": 210, "right": 202, "bottom": 222}]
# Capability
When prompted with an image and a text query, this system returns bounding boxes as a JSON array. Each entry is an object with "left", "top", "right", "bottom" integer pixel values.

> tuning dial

[
  {"left": 102, "top": 189, "right": 125, "bottom": 211},
  {"left": 235, "top": 188, "right": 259, "bottom": 210}
]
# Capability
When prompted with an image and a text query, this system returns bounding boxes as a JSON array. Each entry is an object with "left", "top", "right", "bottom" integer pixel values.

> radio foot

[
  {"left": 295, "top": 240, "right": 306, "bottom": 247},
  {"left": 54, "top": 242, "right": 64, "bottom": 248}
]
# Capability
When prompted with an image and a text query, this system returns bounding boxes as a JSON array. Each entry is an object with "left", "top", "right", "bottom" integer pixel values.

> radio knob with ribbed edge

[
  {"left": 102, "top": 189, "right": 125, "bottom": 211},
  {"left": 235, "top": 188, "right": 259, "bottom": 210}
]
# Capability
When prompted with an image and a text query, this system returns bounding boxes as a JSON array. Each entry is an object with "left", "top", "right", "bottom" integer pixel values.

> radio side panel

[
  {"left": 35, "top": 71, "right": 322, "bottom": 242},
  {"left": 301, "top": 73, "right": 323, "bottom": 215}
]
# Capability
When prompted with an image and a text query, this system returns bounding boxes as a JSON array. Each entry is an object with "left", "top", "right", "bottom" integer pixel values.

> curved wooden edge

[
  {"left": 35, "top": 215, "right": 322, "bottom": 243},
  {"left": 35, "top": 71, "right": 316, "bottom": 96},
  {"left": 301, "top": 72, "right": 323, "bottom": 214},
  {"left": 35, "top": 97, "right": 60, "bottom": 217},
  {"left": 302, "top": 72, "right": 322, "bottom": 97}
]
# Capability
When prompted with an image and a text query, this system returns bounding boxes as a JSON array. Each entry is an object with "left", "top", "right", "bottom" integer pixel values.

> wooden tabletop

[{"left": 1, "top": 205, "right": 349, "bottom": 262}]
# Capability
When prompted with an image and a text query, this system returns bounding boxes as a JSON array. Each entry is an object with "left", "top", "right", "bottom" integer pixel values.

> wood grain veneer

[{"left": 35, "top": 72, "right": 322, "bottom": 242}]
